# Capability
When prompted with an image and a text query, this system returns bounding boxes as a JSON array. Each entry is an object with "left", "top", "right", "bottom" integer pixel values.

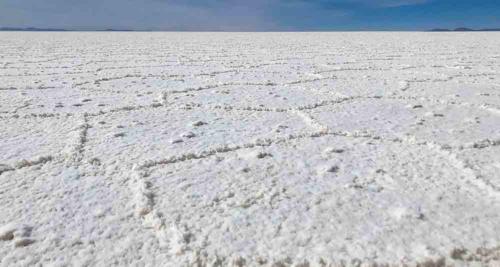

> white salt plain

[{"left": 0, "top": 32, "right": 499, "bottom": 266}]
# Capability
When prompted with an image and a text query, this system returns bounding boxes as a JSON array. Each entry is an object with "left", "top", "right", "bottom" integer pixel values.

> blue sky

[{"left": 1, "top": 0, "right": 499, "bottom": 30}]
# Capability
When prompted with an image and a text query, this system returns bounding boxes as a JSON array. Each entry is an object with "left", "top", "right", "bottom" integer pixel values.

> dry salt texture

[{"left": 1, "top": 32, "right": 500, "bottom": 266}]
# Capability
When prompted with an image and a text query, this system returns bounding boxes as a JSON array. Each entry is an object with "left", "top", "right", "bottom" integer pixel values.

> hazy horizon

[{"left": 1, "top": 0, "right": 499, "bottom": 31}]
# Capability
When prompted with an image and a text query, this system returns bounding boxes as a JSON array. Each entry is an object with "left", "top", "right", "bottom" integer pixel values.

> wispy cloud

[
  {"left": 365, "top": 0, "right": 431, "bottom": 7},
  {"left": 290, "top": 0, "right": 431, "bottom": 8}
]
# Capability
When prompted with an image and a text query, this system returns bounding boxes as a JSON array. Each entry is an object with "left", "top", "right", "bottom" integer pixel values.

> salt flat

[{"left": 0, "top": 32, "right": 499, "bottom": 266}]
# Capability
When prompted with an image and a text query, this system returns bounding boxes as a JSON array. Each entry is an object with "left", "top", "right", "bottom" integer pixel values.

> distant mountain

[
  {"left": 478, "top": 28, "right": 500, "bottom": 31},
  {"left": 430, "top": 27, "right": 500, "bottom": 32},
  {"left": 453, "top": 27, "right": 474, "bottom": 31},
  {"left": 102, "top": 29, "right": 134, "bottom": 32},
  {"left": 430, "top": 28, "right": 451, "bottom": 32},
  {"left": 0, "top": 27, "right": 136, "bottom": 32},
  {"left": 0, "top": 27, "right": 67, "bottom": 31}
]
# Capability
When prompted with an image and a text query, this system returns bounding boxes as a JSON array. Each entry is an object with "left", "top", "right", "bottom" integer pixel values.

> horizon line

[{"left": 2, "top": 26, "right": 500, "bottom": 33}]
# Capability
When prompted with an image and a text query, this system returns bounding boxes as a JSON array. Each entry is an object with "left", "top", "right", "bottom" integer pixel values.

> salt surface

[{"left": 1, "top": 32, "right": 500, "bottom": 266}]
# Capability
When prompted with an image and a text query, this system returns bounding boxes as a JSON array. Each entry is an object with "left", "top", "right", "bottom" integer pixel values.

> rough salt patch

[
  {"left": 0, "top": 223, "right": 17, "bottom": 241},
  {"left": 0, "top": 223, "right": 35, "bottom": 247},
  {"left": 84, "top": 108, "right": 309, "bottom": 166},
  {"left": 145, "top": 135, "right": 500, "bottom": 264},
  {"left": 0, "top": 164, "right": 14, "bottom": 175},
  {"left": 323, "top": 147, "right": 345, "bottom": 154},
  {"left": 317, "top": 164, "right": 340, "bottom": 175},
  {"left": 170, "top": 138, "right": 184, "bottom": 144},
  {"left": 238, "top": 149, "right": 273, "bottom": 160},
  {"left": 181, "top": 131, "right": 196, "bottom": 138},
  {"left": 191, "top": 120, "right": 207, "bottom": 127},
  {"left": 0, "top": 117, "right": 76, "bottom": 166}
]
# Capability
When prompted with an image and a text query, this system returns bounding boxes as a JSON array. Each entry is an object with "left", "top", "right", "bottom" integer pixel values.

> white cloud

[{"left": 371, "top": 0, "right": 431, "bottom": 7}]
